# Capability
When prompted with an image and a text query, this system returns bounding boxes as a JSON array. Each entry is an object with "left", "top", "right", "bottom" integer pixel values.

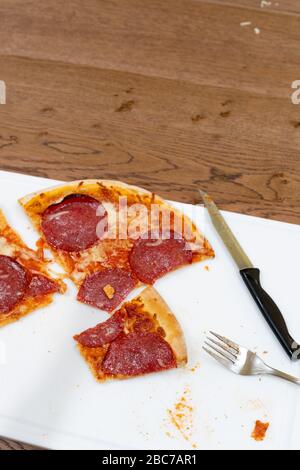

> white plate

[{"left": 0, "top": 170, "right": 300, "bottom": 450}]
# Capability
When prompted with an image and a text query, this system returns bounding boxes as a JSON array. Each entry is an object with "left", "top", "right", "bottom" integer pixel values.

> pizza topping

[
  {"left": 123, "top": 303, "right": 157, "bottom": 333},
  {"left": 41, "top": 194, "right": 106, "bottom": 252},
  {"left": 103, "top": 284, "right": 115, "bottom": 300},
  {"left": 132, "top": 317, "right": 156, "bottom": 333},
  {"left": 26, "top": 273, "right": 59, "bottom": 298},
  {"left": 0, "top": 255, "right": 29, "bottom": 314},
  {"left": 102, "top": 331, "right": 177, "bottom": 376},
  {"left": 74, "top": 313, "right": 124, "bottom": 348},
  {"left": 77, "top": 268, "right": 137, "bottom": 312},
  {"left": 129, "top": 231, "right": 193, "bottom": 284},
  {"left": 0, "top": 255, "right": 61, "bottom": 314}
]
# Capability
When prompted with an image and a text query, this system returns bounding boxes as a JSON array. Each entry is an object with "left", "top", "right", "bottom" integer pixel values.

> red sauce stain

[{"left": 251, "top": 420, "right": 269, "bottom": 442}]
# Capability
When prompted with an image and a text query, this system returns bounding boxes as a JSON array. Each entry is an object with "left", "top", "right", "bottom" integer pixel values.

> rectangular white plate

[{"left": 0, "top": 170, "right": 300, "bottom": 450}]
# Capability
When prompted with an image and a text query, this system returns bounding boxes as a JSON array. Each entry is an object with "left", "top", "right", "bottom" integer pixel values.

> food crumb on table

[{"left": 261, "top": 0, "right": 272, "bottom": 7}]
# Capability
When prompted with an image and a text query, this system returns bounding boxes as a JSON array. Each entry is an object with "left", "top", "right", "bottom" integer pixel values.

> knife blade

[
  {"left": 200, "top": 190, "right": 299, "bottom": 360},
  {"left": 199, "top": 190, "right": 253, "bottom": 270}
]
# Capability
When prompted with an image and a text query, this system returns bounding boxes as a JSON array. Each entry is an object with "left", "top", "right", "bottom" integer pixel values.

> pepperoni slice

[
  {"left": 77, "top": 268, "right": 137, "bottom": 312},
  {"left": 102, "top": 331, "right": 176, "bottom": 376},
  {"left": 0, "top": 255, "right": 29, "bottom": 314},
  {"left": 129, "top": 231, "right": 193, "bottom": 284},
  {"left": 41, "top": 194, "right": 106, "bottom": 252},
  {"left": 26, "top": 274, "right": 59, "bottom": 298},
  {"left": 74, "top": 313, "right": 124, "bottom": 348}
]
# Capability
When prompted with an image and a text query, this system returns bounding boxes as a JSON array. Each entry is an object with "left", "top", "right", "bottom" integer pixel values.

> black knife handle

[{"left": 240, "top": 268, "right": 298, "bottom": 360}]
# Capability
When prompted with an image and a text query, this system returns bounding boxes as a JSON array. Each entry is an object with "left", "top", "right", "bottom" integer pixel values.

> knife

[{"left": 200, "top": 190, "right": 299, "bottom": 360}]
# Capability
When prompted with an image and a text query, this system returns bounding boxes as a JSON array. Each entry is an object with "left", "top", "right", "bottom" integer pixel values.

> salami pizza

[
  {"left": 19, "top": 180, "right": 214, "bottom": 312},
  {"left": 0, "top": 210, "right": 65, "bottom": 327},
  {"left": 74, "top": 286, "right": 187, "bottom": 381}
]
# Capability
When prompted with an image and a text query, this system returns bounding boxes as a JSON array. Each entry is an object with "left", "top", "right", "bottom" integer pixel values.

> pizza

[
  {"left": 19, "top": 180, "right": 214, "bottom": 313},
  {"left": 0, "top": 210, "right": 65, "bottom": 327},
  {"left": 74, "top": 286, "right": 187, "bottom": 381}
]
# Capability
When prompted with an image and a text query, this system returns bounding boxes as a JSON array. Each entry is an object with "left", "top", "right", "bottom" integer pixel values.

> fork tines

[{"left": 203, "top": 331, "right": 240, "bottom": 368}]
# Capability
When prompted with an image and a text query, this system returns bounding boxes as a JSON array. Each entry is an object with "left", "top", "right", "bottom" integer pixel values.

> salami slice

[
  {"left": 129, "top": 231, "right": 193, "bottom": 284},
  {"left": 41, "top": 194, "right": 106, "bottom": 252},
  {"left": 26, "top": 274, "right": 59, "bottom": 298},
  {"left": 102, "top": 331, "right": 176, "bottom": 376},
  {"left": 74, "top": 313, "right": 124, "bottom": 348},
  {"left": 77, "top": 268, "right": 137, "bottom": 312},
  {"left": 0, "top": 255, "right": 29, "bottom": 313}
]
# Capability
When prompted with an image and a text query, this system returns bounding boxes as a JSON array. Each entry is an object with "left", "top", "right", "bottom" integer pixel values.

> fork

[{"left": 203, "top": 332, "right": 300, "bottom": 385}]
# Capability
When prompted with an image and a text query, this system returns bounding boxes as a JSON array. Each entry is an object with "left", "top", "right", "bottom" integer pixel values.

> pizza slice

[
  {"left": 73, "top": 287, "right": 187, "bottom": 381},
  {"left": 0, "top": 210, "right": 65, "bottom": 327},
  {"left": 19, "top": 180, "right": 214, "bottom": 312}
]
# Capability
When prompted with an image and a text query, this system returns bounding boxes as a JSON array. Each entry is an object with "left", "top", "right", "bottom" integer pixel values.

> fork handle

[
  {"left": 266, "top": 367, "right": 300, "bottom": 385},
  {"left": 240, "top": 268, "right": 298, "bottom": 360}
]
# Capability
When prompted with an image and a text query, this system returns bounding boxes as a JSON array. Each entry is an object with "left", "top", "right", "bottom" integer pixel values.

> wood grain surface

[{"left": 0, "top": 0, "right": 299, "bottom": 450}]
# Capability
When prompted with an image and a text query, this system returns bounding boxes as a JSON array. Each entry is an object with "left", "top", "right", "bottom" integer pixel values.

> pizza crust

[
  {"left": 0, "top": 210, "right": 28, "bottom": 252},
  {"left": 19, "top": 179, "right": 154, "bottom": 217},
  {"left": 135, "top": 286, "right": 187, "bottom": 367}
]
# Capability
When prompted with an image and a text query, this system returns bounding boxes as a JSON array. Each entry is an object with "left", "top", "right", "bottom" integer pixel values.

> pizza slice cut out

[
  {"left": 0, "top": 210, "right": 65, "bottom": 327},
  {"left": 74, "top": 286, "right": 187, "bottom": 381}
]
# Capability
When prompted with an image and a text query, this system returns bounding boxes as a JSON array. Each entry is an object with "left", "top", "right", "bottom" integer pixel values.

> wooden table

[{"left": 0, "top": 0, "right": 299, "bottom": 450}]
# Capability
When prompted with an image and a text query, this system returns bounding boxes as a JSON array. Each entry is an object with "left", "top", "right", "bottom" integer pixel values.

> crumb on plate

[
  {"left": 166, "top": 386, "right": 197, "bottom": 447},
  {"left": 251, "top": 420, "right": 269, "bottom": 441}
]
